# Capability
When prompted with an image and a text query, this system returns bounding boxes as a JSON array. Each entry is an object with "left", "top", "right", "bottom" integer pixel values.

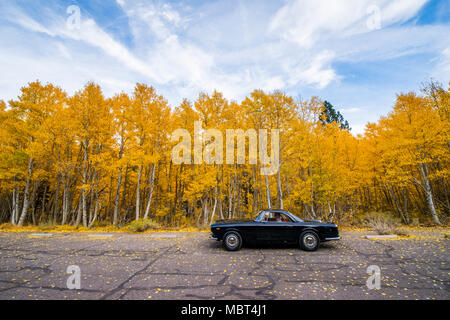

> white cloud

[
  {"left": 340, "top": 107, "right": 361, "bottom": 113},
  {"left": 14, "top": 13, "right": 55, "bottom": 36},
  {"left": 0, "top": 0, "right": 447, "bottom": 133},
  {"left": 269, "top": 0, "right": 429, "bottom": 47},
  {"left": 382, "top": 0, "right": 429, "bottom": 25},
  {"left": 431, "top": 47, "right": 450, "bottom": 82},
  {"left": 287, "top": 50, "right": 337, "bottom": 88},
  {"left": 350, "top": 123, "right": 367, "bottom": 135},
  {"left": 56, "top": 42, "right": 72, "bottom": 60},
  {"left": 115, "top": 0, "right": 185, "bottom": 41}
]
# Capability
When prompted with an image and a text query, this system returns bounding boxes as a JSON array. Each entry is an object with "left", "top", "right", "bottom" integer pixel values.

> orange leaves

[{"left": 0, "top": 80, "right": 448, "bottom": 227}]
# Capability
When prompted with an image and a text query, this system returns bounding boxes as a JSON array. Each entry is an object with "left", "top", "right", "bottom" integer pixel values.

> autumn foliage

[{"left": 0, "top": 81, "right": 448, "bottom": 228}]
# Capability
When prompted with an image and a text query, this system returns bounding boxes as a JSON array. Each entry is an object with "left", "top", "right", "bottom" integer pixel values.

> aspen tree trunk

[
  {"left": 327, "top": 202, "right": 333, "bottom": 220},
  {"left": 419, "top": 163, "right": 441, "bottom": 225},
  {"left": 75, "top": 195, "right": 82, "bottom": 227},
  {"left": 304, "top": 203, "right": 310, "bottom": 218},
  {"left": 403, "top": 187, "right": 409, "bottom": 224},
  {"left": 113, "top": 167, "right": 122, "bottom": 226},
  {"left": 11, "top": 187, "right": 17, "bottom": 225},
  {"left": 436, "top": 161, "right": 450, "bottom": 215},
  {"left": 143, "top": 163, "right": 156, "bottom": 219},
  {"left": 232, "top": 169, "right": 237, "bottom": 218},
  {"left": 18, "top": 155, "right": 34, "bottom": 226},
  {"left": 88, "top": 171, "right": 96, "bottom": 224},
  {"left": 252, "top": 166, "right": 258, "bottom": 217},
  {"left": 53, "top": 176, "right": 61, "bottom": 224},
  {"left": 309, "top": 167, "right": 315, "bottom": 218},
  {"left": 88, "top": 176, "right": 99, "bottom": 228},
  {"left": 30, "top": 181, "right": 39, "bottom": 225},
  {"left": 228, "top": 173, "right": 233, "bottom": 218},
  {"left": 327, "top": 203, "right": 337, "bottom": 221},
  {"left": 202, "top": 195, "right": 209, "bottom": 225},
  {"left": 69, "top": 194, "right": 79, "bottom": 226},
  {"left": 218, "top": 173, "right": 224, "bottom": 219},
  {"left": 40, "top": 185, "right": 47, "bottom": 218},
  {"left": 62, "top": 172, "right": 70, "bottom": 225},
  {"left": 277, "top": 168, "right": 283, "bottom": 209},
  {"left": 263, "top": 167, "right": 271, "bottom": 209},
  {"left": 82, "top": 138, "right": 89, "bottom": 227},
  {"left": 210, "top": 185, "right": 218, "bottom": 224},
  {"left": 219, "top": 167, "right": 224, "bottom": 219},
  {"left": 121, "top": 165, "right": 129, "bottom": 219},
  {"left": 196, "top": 199, "right": 202, "bottom": 225},
  {"left": 236, "top": 178, "right": 241, "bottom": 218},
  {"left": 135, "top": 164, "right": 142, "bottom": 220},
  {"left": 388, "top": 182, "right": 407, "bottom": 224},
  {"left": 88, "top": 191, "right": 100, "bottom": 228}
]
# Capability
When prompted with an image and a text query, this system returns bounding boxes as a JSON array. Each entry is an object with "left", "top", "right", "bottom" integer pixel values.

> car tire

[
  {"left": 222, "top": 231, "right": 243, "bottom": 251},
  {"left": 299, "top": 231, "right": 320, "bottom": 251}
]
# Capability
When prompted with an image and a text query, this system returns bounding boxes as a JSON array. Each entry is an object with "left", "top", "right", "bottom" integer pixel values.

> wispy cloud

[
  {"left": 340, "top": 107, "right": 361, "bottom": 113},
  {"left": 269, "top": 0, "right": 429, "bottom": 47}
]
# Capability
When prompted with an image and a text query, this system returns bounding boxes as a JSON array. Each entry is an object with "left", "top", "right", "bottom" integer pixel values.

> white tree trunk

[
  {"left": 419, "top": 163, "right": 441, "bottom": 225},
  {"left": 82, "top": 138, "right": 89, "bottom": 227},
  {"left": 113, "top": 167, "right": 122, "bottom": 226},
  {"left": 18, "top": 156, "right": 33, "bottom": 226},
  {"left": 143, "top": 163, "right": 156, "bottom": 219},
  {"left": 209, "top": 186, "right": 218, "bottom": 224},
  {"left": 277, "top": 168, "right": 283, "bottom": 209},
  {"left": 11, "top": 187, "right": 18, "bottom": 225},
  {"left": 135, "top": 164, "right": 142, "bottom": 220}
]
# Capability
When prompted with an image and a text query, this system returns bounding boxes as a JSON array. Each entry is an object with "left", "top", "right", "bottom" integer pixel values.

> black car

[{"left": 210, "top": 209, "right": 340, "bottom": 251}]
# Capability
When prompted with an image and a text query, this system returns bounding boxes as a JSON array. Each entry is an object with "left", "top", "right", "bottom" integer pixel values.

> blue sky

[{"left": 0, "top": 0, "right": 449, "bottom": 134}]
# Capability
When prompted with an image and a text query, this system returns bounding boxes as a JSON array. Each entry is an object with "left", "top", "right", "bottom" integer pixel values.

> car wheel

[
  {"left": 222, "top": 231, "right": 243, "bottom": 251},
  {"left": 299, "top": 231, "right": 320, "bottom": 251}
]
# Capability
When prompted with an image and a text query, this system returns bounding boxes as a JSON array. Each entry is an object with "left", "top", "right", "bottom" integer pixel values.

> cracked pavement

[{"left": 0, "top": 231, "right": 448, "bottom": 300}]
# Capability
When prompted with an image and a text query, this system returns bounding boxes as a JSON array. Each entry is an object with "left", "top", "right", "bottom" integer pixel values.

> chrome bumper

[
  {"left": 324, "top": 236, "right": 341, "bottom": 241},
  {"left": 209, "top": 234, "right": 219, "bottom": 240}
]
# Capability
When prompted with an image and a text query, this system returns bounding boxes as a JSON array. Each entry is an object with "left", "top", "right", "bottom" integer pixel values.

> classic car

[{"left": 210, "top": 209, "right": 340, "bottom": 251}]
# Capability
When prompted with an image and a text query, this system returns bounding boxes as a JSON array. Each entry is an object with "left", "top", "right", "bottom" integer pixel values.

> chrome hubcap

[
  {"left": 303, "top": 234, "right": 317, "bottom": 248},
  {"left": 226, "top": 234, "right": 238, "bottom": 248}
]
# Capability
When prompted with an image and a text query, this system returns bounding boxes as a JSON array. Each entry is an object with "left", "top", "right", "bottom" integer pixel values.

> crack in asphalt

[{"left": 99, "top": 245, "right": 175, "bottom": 300}]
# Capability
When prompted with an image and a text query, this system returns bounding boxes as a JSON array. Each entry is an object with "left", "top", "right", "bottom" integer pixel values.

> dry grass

[
  {"left": 127, "top": 219, "right": 161, "bottom": 233},
  {"left": 37, "top": 221, "right": 55, "bottom": 231},
  {"left": 362, "top": 212, "right": 400, "bottom": 235}
]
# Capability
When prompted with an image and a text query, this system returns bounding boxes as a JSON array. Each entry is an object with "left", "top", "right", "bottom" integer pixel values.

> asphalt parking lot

[{"left": 0, "top": 230, "right": 448, "bottom": 300}]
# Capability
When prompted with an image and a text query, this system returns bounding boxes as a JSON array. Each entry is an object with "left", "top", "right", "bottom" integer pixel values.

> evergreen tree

[{"left": 320, "top": 101, "right": 351, "bottom": 130}]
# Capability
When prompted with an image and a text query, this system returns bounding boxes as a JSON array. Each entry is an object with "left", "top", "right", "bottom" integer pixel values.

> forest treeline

[{"left": 0, "top": 80, "right": 448, "bottom": 228}]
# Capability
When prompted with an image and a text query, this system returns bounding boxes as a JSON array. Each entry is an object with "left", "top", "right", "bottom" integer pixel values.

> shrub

[
  {"left": 410, "top": 218, "right": 420, "bottom": 226},
  {"left": 0, "top": 223, "right": 13, "bottom": 230},
  {"left": 362, "top": 212, "right": 399, "bottom": 235},
  {"left": 38, "top": 221, "right": 55, "bottom": 231},
  {"left": 392, "top": 227, "right": 410, "bottom": 237},
  {"left": 127, "top": 219, "right": 161, "bottom": 233}
]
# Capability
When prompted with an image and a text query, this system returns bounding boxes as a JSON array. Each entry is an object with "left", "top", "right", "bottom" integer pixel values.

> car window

[
  {"left": 277, "top": 212, "right": 292, "bottom": 222},
  {"left": 260, "top": 211, "right": 292, "bottom": 222}
]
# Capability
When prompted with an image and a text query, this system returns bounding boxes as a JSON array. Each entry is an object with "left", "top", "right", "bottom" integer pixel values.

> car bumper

[
  {"left": 324, "top": 236, "right": 341, "bottom": 241},
  {"left": 209, "top": 234, "right": 219, "bottom": 240}
]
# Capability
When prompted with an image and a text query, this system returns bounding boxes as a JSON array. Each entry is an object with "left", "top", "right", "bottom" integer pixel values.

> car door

[
  {"left": 269, "top": 212, "right": 297, "bottom": 242},
  {"left": 252, "top": 211, "right": 274, "bottom": 242}
]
